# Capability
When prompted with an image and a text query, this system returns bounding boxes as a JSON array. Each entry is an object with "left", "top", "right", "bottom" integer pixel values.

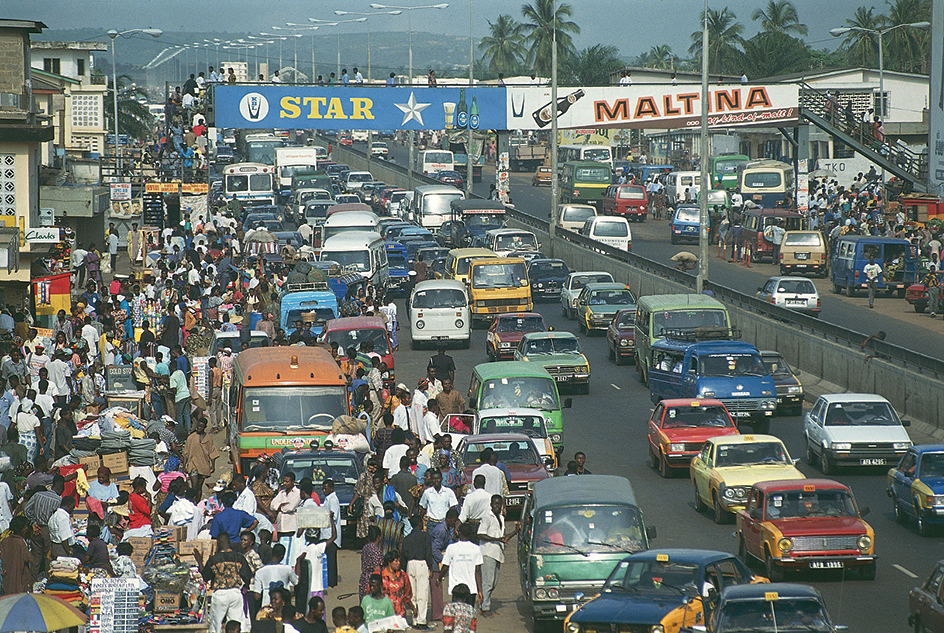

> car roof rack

[{"left": 662, "top": 327, "right": 741, "bottom": 342}]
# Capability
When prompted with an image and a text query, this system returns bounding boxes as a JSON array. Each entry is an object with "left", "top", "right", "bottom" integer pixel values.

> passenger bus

[
  {"left": 708, "top": 153, "right": 750, "bottom": 190},
  {"left": 412, "top": 185, "right": 464, "bottom": 230},
  {"left": 231, "top": 347, "right": 349, "bottom": 473},
  {"left": 414, "top": 149, "right": 455, "bottom": 176},
  {"left": 468, "top": 257, "right": 532, "bottom": 326},
  {"left": 559, "top": 161, "right": 611, "bottom": 209},
  {"left": 223, "top": 163, "right": 276, "bottom": 206},
  {"left": 320, "top": 231, "right": 389, "bottom": 287},
  {"left": 321, "top": 211, "right": 380, "bottom": 242},
  {"left": 737, "top": 159, "right": 795, "bottom": 208},
  {"left": 558, "top": 144, "right": 613, "bottom": 171}
]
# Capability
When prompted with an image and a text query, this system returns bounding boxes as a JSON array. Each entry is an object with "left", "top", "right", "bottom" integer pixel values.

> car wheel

[
  {"left": 670, "top": 236, "right": 678, "bottom": 245},
  {"left": 915, "top": 304, "right": 927, "bottom": 313},
  {"left": 410, "top": 339, "right": 418, "bottom": 350},
  {"left": 608, "top": 345, "right": 616, "bottom": 362},
  {"left": 892, "top": 494, "right": 906, "bottom": 523},
  {"left": 649, "top": 445, "right": 660, "bottom": 470},
  {"left": 578, "top": 382, "right": 590, "bottom": 395},
  {"left": 833, "top": 280, "right": 842, "bottom": 294},
  {"left": 578, "top": 319, "right": 586, "bottom": 334},
  {"left": 860, "top": 561, "right": 877, "bottom": 580},
  {"left": 821, "top": 451, "right": 834, "bottom": 475},
  {"left": 738, "top": 534, "right": 749, "bottom": 561},
  {"left": 752, "top": 418, "right": 770, "bottom": 434},
  {"left": 462, "top": 337, "right": 470, "bottom": 350},
  {"left": 845, "top": 279, "right": 856, "bottom": 297},
  {"left": 806, "top": 439, "right": 818, "bottom": 466},
  {"left": 713, "top": 492, "right": 732, "bottom": 524},
  {"left": 916, "top": 505, "right": 933, "bottom": 537},
  {"left": 561, "top": 303, "right": 569, "bottom": 318},
  {"left": 914, "top": 617, "right": 922, "bottom": 633},
  {"left": 659, "top": 452, "right": 672, "bottom": 479},
  {"left": 694, "top": 483, "right": 707, "bottom": 512},
  {"left": 765, "top": 549, "right": 784, "bottom": 582}
]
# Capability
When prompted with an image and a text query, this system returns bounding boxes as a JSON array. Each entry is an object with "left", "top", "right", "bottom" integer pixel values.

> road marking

[
  {"left": 894, "top": 564, "right": 918, "bottom": 578},
  {"left": 611, "top": 383, "right": 621, "bottom": 390}
]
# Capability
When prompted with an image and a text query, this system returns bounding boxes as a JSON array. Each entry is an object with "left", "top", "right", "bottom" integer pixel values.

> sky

[{"left": 10, "top": 0, "right": 873, "bottom": 60}]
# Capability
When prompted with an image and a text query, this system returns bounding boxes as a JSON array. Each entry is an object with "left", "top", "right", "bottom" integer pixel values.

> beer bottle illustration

[
  {"left": 456, "top": 88, "right": 468, "bottom": 129},
  {"left": 532, "top": 89, "right": 584, "bottom": 128},
  {"left": 469, "top": 96, "right": 480, "bottom": 129}
]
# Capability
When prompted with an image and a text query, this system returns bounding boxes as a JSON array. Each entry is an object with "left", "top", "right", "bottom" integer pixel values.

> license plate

[
  {"left": 810, "top": 561, "right": 843, "bottom": 569},
  {"left": 786, "top": 299, "right": 805, "bottom": 305},
  {"left": 796, "top": 252, "right": 810, "bottom": 260},
  {"left": 860, "top": 458, "right": 885, "bottom": 466},
  {"left": 554, "top": 375, "right": 570, "bottom": 382},
  {"left": 732, "top": 411, "right": 751, "bottom": 417},
  {"left": 506, "top": 496, "right": 523, "bottom": 506}
]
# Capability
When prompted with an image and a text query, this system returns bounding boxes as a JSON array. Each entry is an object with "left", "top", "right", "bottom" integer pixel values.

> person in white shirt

[
  {"left": 232, "top": 474, "right": 257, "bottom": 515},
  {"left": 440, "top": 522, "right": 483, "bottom": 599},
  {"left": 477, "top": 495, "right": 515, "bottom": 615},
  {"left": 0, "top": 479, "right": 13, "bottom": 532},
  {"left": 320, "top": 479, "right": 342, "bottom": 587},
  {"left": 382, "top": 430, "right": 410, "bottom": 473},
  {"left": 26, "top": 346, "right": 49, "bottom": 379},
  {"left": 46, "top": 351, "right": 71, "bottom": 398},
  {"left": 353, "top": 67, "right": 364, "bottom": 83},
  {"left": 458, "top": 475, "right": 490, "bottom": 528},
  {"left": 412, "top": 381, "right": 429, "bottom": 434},
  {"left": 421, "top": 399, "right": 442, "bottom": 445},
  {"left": 168, "top": 489, "right": 198, "bottom": 526},
  {"left": 420, "top": 468, "right": 458, "bottom": 526},
  {"left": 296, "top": 511, "right": 336, "bottom": 601},
  {"left": 81, "top": 318, "right": 99, "bottom": 360},
  {"left": 392, "top": 397, "right": 410, "bottom": 432},
  {"left": 252, "top": 543, "right": 299, "bottom": 606},
  {"left": 471, "top": 449, "right": 505, "bottom": 496},
  {"left": 49, "top": 496, "right": 77, "bottom": 559}
]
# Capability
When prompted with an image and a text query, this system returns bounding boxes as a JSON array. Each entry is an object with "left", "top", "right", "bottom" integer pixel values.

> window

[
  {"left": 711, "top": 559, "right": 747, "bottom": 588},
  {"left": 593, "top": 221, "right": 629, "bottom": 237},
  {"left": 0, "top": 154, "right": 15, "bottom": 217},
  {"left": 874, "top": 91, "right": 889, "bottom": 118},
  {"left": 43, "top": 58, "right": 61, "bottom": 74},
  {"left": 77, "top": 58, "right": 86, "bottom": 76}
]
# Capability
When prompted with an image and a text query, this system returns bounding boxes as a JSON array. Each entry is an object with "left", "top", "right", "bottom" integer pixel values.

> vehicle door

[
  {"left": 891, "top": 450, "right": 918, "bottom": 518},
  {"left": 805, "top": 398, "right": 826, "bottom": 456},
  {"left": 741, "top": 488, "right": 765, "bottom": 557},
  {"left": 647, "top": 402, "right": 665, "bottom": 449},
  {"left": 518, "top": 493, "right": 534, "bottom": 593},
  {"left": 692, "top": 443, "right": 713, "bottom": 503},
  {"left": 916, "top": 563, "right": 944, "bottom": 632},
  {"left": 575, "top": 287, "right": 591, "bottom": 322},
  {"left": 757, "top": 279, "right": 776, "bottom": 303},
  {"left": 682, "top": 353, "right": 699, "bottom": 398}
]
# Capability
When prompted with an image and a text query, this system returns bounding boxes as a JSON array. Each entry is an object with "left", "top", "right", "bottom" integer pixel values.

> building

[{"left": 30, "top": 40, "right": 107, "bottom": 82}]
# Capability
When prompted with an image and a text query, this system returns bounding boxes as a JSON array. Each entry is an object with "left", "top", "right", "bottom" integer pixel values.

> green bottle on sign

[
  {"left": 456, "top": 88, "right": 468, "bottom": 128},
  {"left": 469, "top": 96, "right": 479, "bottom": 129}
]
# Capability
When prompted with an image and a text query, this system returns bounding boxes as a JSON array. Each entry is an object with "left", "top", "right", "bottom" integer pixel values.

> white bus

[
  {"left": 321, "top": 211, "right": 381, "bottom": 243},
  {"left": 412, "top": 185, "right": 464, "bottom": 230},
  {"left": 223, "top": 163, "right": 276, "bottom": 206},
  {"left": 414, "top": 149, "right": 455, "bottom": 176},
  {"left": 558, "top": 144, "right": 614, "bottom": 171},
  {"left": 320, "top": 231, "right": 389, "bottom": 286}
]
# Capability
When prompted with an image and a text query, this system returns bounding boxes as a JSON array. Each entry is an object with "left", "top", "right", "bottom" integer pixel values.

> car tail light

[
  {"left": 573, "top": 190, "right": 580, "bottom": 198},
  {"left": 820, "top": 253, "right": 827, "bottom": 260},
  {"left": 779, "top": 253, "right": 784, "bottom": 260},
  {"left": 854, "top": 270, "right": 859, "bottom": 278},
  {"left": 770, "top": 297, "right": 776, "bottom": 304},
  {"left": 817, "top": 298, "right": 821, "bottom": 308}
]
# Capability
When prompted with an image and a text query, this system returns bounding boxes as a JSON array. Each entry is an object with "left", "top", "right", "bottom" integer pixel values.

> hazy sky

[{"left": 11, "top": 0, "right": 872, "bottom": 59}]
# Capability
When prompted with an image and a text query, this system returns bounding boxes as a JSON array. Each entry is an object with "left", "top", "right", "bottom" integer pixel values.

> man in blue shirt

[
  {"left": 429, "top": 507, "right": 458, "bottom": 622},
  {"left": 210, "top": 490, "right": 258, "bottom": 541}
]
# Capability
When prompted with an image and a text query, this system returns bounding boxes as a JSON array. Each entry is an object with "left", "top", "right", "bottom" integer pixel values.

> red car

[
  {"left": 485, "top": 312, "right": 547, "bottom": 361},
  {"left": 322, "top": 316, "right": 394, "bottom": 386},
  {"left": 647, "top": 398, "right": 739, "bottom": 478},
  {"left": 338, "top": 135, "right": 353, "bottom": 146},
  {"left": 602, "top": 184, "right": 648, "bottom": 221},
  {"left": 457, "top": 433, "right": 551, "bottom": 511},
  {"left": 605, "top": 307, "right": 637, "bottom": 365}
]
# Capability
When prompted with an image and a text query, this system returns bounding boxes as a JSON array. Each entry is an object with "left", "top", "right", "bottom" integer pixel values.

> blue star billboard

[{"left": 212, "top": 85, "right": 508, "bottom": 131}]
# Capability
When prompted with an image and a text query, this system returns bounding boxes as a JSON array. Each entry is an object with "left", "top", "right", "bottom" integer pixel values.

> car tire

[
  {"left": 916, "top": 504, "right": 933, "bottom": 537},
  {"left": 738, "top": 534, "right": 749, "bottom": 561},
  {"left": 915, "top": 304, "right": 927, "bottom": 313},
  {"left": 765, "top": 550, "right": 784, "bottom": 582},
  {"left": 579, "top": 382, "right": 590, "bottom": 395},
  {"left": 833, "top": 280, "right": 842, "bottom": 294},
  {"left": 713, "top": 492, "right": 732, "bottom": 524},
  {"left": 806, "top": 439, "right": 818, "bottom": 466},
  {"left": 578, "top": 319, "right": 586, "bottom": 334},
  {"left": 892, "top": 494, "right": 906, "bottom": 523},
  {"left": 561, "top": 304, "right": 569, "bottom": 318},
  {"left": 821, "top": 451, "right": 835, "bottom": 475},
  {"left": 659, "top": 452, "right": 672, "bottom": 479},
  {"left": 410, "top": 339, "right": 418, "bottom": 350},
  {"left": 650, "top": 445, "right": 660, "bottom": 470},
  {"left": 752, "top": 418, "right": 770, "bottom": 434},
  {"left": 670, "top": 235, "right": 678, "bottom": 245},
  {"left": 914, "top": 617, "right": 922, "bottom": 633},
  {"left": 780, "top": 266, "right": 787, "bottom": 275},
  {"left": 845, "top": 279, "right": 856, "bottom": 297},
  {"left": 462, "top": 337, "right": 470, "bottom": 350},
  {"left": 694, "top": 483, "right": 707, "bottom": 512},
  {"left": 860, "top": 561, "right": 877, "bottom": 581},
  {"left": 608, "top": 345, "right": 616, "bottom": 362}
]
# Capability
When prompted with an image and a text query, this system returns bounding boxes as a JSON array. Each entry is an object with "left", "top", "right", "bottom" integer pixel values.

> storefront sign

[{"left": 25, "top": 227, "right": 61, "bottom": 244}]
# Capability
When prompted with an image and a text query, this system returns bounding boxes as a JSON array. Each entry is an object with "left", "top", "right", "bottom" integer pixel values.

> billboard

[{"left": 929, "top": 0, "right": 944, "bottom": 197}]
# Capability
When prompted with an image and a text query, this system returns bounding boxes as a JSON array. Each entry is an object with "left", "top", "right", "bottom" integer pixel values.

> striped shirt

[{"left": 25, "top": 489, "right": 61, "bottom": 524}]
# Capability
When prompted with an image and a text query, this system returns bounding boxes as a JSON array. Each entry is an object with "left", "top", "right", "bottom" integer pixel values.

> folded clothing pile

[
  {"left": 45, "top": 557, "right": 85, "bottom": 608},
  {"left": 100, "top": 428, "right": 132, "bottom": 452},
  {"left": 129, "top": 438, "right": 157, "bottom": 467},
  {"left": 107, "top": 407, "right": 148, "bottom": 439},
  {"left": 73, "top": 437, "right": 102, "bottom": 453}
]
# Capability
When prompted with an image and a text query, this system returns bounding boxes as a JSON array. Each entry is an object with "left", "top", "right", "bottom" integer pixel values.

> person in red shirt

[{"left": 127, "top": 477, "right": 154, "bottom": 537}]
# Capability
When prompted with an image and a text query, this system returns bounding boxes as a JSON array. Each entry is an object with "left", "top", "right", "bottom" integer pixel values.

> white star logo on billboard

[
  {"left": 394, "top": 91, "right": 430, "bottom": 126},
  {"left": 239, "top": 92, "right": 269, "bottom": 122}
]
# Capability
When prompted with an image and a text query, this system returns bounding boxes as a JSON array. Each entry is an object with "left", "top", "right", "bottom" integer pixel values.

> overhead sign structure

[{"left": 212, "top": 84, "right": 800, "bottom": 132}]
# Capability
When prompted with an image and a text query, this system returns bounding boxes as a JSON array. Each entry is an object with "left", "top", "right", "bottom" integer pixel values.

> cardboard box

[
  {"left": 102, "top": 451, "right": 129, "bottom": 474},
  {"left": 78, "top": 455, "right": 101, "bottom": 472},
  {"left": 127, "top": 536, "right": 152, "bottom": 566},
  {"left": 180, "top": 539, "right": 217, "bottom": 562},
  {"left": 154, "top": 591, "right": 182, "bottom": 613}
]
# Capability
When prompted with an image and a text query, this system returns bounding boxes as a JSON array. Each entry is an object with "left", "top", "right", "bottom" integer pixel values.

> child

[
  {"left": 258, "top": 529, "right": 274, "bottom": 565},
  {"left": 331, "top": 607, "right": 355, "bottom": 632},
  {"left": 113, "top": 541, "right": 137, "bottom": 578},
  {"left": 443, "top": 584, "right": 476, "bottom": 633}
]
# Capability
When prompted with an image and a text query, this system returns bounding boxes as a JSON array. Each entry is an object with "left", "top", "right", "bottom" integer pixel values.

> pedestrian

[
  {"left": 439, "top": 522, "right": 483, "bottom": 608},
  {"left": 107, "top": 228, "right": 119, "bottom": 272},
  {"left": 924, "top": 256, "right": 942, "bottom": 318},
  {"left": 477, "top": 495, "right": 516, "bottom": 616},
  {"left": 361, "top": 572, "right": 395, "bottom": 624},
  {"left": 182, "top": 418, "right": 219, "bottom": 498},
  {"left": 769, "top": 219, "right": 786, "bottom": 262},
  {"left": 420, "top": 467, "right": 459, "bottom": 531},
  {"left": 427, "top": 69, "right": 437, "bottom": 87},
  {"left": 359, "top": 525, "right": 384, "bottom": 599},
  {"left": 0, "top": 516, "right": 33, "bottom": 594},
  {"left": 207, "top": 357, "right": 223, "bottom": 431},
  {"left": 428, "top": 347, "right": 456, "bottom": 384},
  {"left": 294, "top": 596, "right": 328, "bottom": 633},
  {"left": 864, "top": 254, "right": 882, "bottom": 309},
  {"left": 458, "top": 475, "right": 490, "bottom": 537},
  {"left": 320, "top": 478, "right": 341, "bottom": 587},
  {"left": 574, "top": 451, "right": 591, "bottom": 475},
  {"left": 169, "top": 358, "right": 192, "bottom": 435},
  {"left": 251, "top": 543, "right": 299, "bottom": 607},
  {"left": 442, "top": 584, "right": 477, "bottom": 633},
  {"left": 381, "top": 551, "right": 413, "bottom": 618},
  {"left": 401, "top": 515, "right": 435, "bottom": 629},
  {"left": 430, "top": 507, "right": 458, "bottom": 621},
  {"left": 271, "top": 472, "right": 302, "bottom": 552}
]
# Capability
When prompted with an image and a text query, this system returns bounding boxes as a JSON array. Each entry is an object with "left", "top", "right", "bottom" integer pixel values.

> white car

[
  {"left": 371, "top": 142, "right": 389, "bottom": 157},
  {"left": 559, "top": 271, "right": 614, "bottom": 320},
  {"left": 556, "top": 203, "right": 597, "bottom": 231},
  {"left": 438, "top": 408, "right": 557, "bottom": 471},
  {"left": 804, "top": 393, "right": 912, "bottom": 474},
  {"left": 756, "top": 276, "right": 821, "bottom": 317}
]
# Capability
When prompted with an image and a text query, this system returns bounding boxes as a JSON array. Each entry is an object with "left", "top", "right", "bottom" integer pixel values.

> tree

[
  {"left": 689, "top": 7, "right": 745, "bottom": 75},
  {"left": 478, "top": 14, "right": 528, "bottom": 76},
  {"left": 839, "top": 6, "right": 886, "bottom": 68},
  {"left": 520, "top": 0, "right": 580, "bottom": 77},
  {"left": 740, "top": 32, "right": 811, "bottom": 79},
  {"left": 561, "top": 44, "right": 624, "bottom": 85},
  {"left": 644, "top": 45, "right": 676, "bottom": 70},
  {"left": 104, "top": 74, "right": 153, "bottom": 143},
  {"left": 751, "top": 0, "right": 808, "bottom": 36},
  {"left": 883, "top": 0, "right": 931, "bottom": 73}
]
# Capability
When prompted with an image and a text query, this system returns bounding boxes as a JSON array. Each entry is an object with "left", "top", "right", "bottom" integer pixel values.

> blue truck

[
  {"left": 648, "top": 338, "right": 777, "bottom": 433},
  {"left": 385, "top": 241, "right": 412, "bottom": 295}
]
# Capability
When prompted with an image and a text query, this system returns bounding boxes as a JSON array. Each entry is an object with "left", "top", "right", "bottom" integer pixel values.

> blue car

[
  {"left": 888, "top": 445, "right": 944, "bottom": 536},
  {"left": 385, "top": 241, "right": 411, "bottom": 295},
  {"left": 564, "top": 549, "right": 763, "bottom": 633},
  {"left": 670, "top": 205, "right": 703, "bottom": 245}
]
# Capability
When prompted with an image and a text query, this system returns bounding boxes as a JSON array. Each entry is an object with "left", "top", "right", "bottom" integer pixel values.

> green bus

[
  {"left": 709, "top": 153, "right": 750, "bottom": 191},
  {"left": 468, "top": 361, "right": 571, "bottom": 456},
  {"left": 634, "top": 294, "right": 731, "bottom": 385},
  {"left": 559, "top": 161, "right": 611, "bottom": 209}
]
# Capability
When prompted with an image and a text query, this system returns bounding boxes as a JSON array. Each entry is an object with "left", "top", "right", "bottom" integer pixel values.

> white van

[
  {"left": 409, "top": 279, "right": 471, "bottom": 349},
  {"left": 321, "top": 211, "right": 380, "bottom": 242},
  {"left": 580, "top": 216, "right": 632, "bottom": 251},
  {"left": 664, "top": 171, "right": 701, "bottom": 206},
  {"left": 343, "top": 171, "right": 373, "bottom": 192},
  {"left": 557, "top": 204, "right": 598, "bottom": 232},
  {"left": 486, "top": 228, "right": 540, "bottom": 257},
  {"left": 320, "top": 231, "right": 388, "bottom": 286},
  {"left": 412, "top": 185, "right": 464, "bottom": 229}
]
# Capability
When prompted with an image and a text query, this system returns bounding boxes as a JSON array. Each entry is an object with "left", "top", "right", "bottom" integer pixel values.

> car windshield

[
  {"left": 286, "top": 308, "right": 336, "bottom": 329},
  {"left": 575, "top": 166, "right": 610, "bottom": 182},
  {"left": 481, "top": 376, "right": 559, "bottom": 411},
  {"left": 529, "top": 261, "right": 569, "bottom": 276},
  {"left": 744, "top": 171, "right": 783, "bottom": 188},
  {"left": 653, "top": 309, "right": 728, "bottom": 337},
  {"left": 618, "top": 186, "right": 646, "bottom": 199},
  {"left": 478, "top": 415, "right": 546, "bottom": 438},
  {"left": 563, "top": 207, "right": 596, "bottom": 223},
  {"left": 761, "top": 354, "right": 795, "bottom": 378},
  {"left": 456, "top": 256, "right": 488, "bottom": 276},
  {"left": 571, "top": 274, "right": 613, "bottom": 290},
  {"left": 322, "top": 249, "right": 370, "bottom": 272},
  {"left": 523, "top": 337, "right": 581, "bottom": 355},
  {"left": 325, "top": 327, "right": 390, "bottom": 355},
  {"left": 589, "top": 289, "right": 636, "bottom": 306},
  {"left": 784, "top": 232, "right": 822, "bottom": 246},
  {"left": 412, "top": 288, "right": 467, "bottom": 309},
  {"left": 534, "top": 505, "right": 646, "bottom": 555},
  {"left": 241, "top": 386, "right": 348, "bottom": 431},
  {"left": 716, "top": 159, "right": 745, "bottom": 173},
  {"left": 824, "top": 402, "right": 899, "bottom": 426},
  {"left": 716, "top": 598, "right": 832, "bottom": 633},
  {"left": 701, "top": 353, "right": 768, "bottom": 377},
  {"left": 765, "top": 489, "right": 858, "bottom": 520},
  {"left": 282, "top": 455, "right": 360, "bottom": 487},
  {"left": 496, "top": 315, "right": 545, "bottom": 333},
  {"left": 306, "top": 204, "right": 333, "bottom": 218},
  {"left": 425, "top": 194, "right": 464, "bottom": 217},
  {"left": 462, "top": 438, "right": 541, "bottom": 468},
  {"left": 676, "top": 207, "right": 700, "bottom": 222},
  {"left": 662, "top": 404, "right": 734, "bottom": 429},
  {"left": 471, "top": 262, "right": 528, "bottom": 289},
  {"left": 349, "top": 173, "right": 372, "bottom": 183},
  {"left": 594, "top": 221, "right": 630, "bottom": 237},
  {"left": 466, "top": 213, "right": 504, "bottom": 228},
  {"left": 615, "top": 311, "right": 636, "bottom": 328},
  {"left": 777, "top": 279, "right": 815, "bottom": 294},
  {"left": 208, "top": 334, "right": 270, "bottom": 356},
  {"left": 919, "top": 452, "right": 944, "bottom": 478},
  {"left": 494, "top": 233, "right": 538, "bottom": 251},
  {"left": 604, "top": 559, "right": 701, "bottom": 595},
  {"left": 715, "top": 441, "right": 789, "bottom": 467},
  {"left": 388, "top": 255, "right": 409, "bottom": 271}
]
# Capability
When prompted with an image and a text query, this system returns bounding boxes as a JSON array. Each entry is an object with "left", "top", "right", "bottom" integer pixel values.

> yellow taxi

[{"left": 691, "top": 434, "right": 804, "bottom": 525}]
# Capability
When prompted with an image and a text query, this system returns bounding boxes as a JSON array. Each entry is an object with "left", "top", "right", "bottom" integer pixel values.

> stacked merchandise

[
  {"left": 44, "top": 557, "right": 87, "bottom": 609},
  {"left": 140, "top": 529, "right": 205, "bottom": 626},
  {"left": 100, "top": 428, "right": 132, "bottom": 452},
  {"left": 129, "top": 438, "right": 157, "bottom": 467},
  {"left": 105, "top": 409, "right": 149, "bottom": 438}
]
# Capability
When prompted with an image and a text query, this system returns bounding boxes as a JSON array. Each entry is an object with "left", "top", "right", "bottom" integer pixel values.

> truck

[
  {"left": 444, "top": 131, "right": 485, "bottom": 183},
  {"left": 276, "top": 147, "right": 319, "bottom": 202},
  {"left": 509, "top": 137, "right": 548, "bottom": 172}
]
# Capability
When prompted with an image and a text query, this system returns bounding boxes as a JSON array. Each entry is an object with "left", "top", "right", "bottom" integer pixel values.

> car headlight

[
  {"left": 566, "top": 623, "right": 582, "bottom": 633},
  {"left": 620, "top": 339, "right": 629, "bottom": 347},
  {"left": 787, "top": 386, "right": 803, "bottom": 394},
  {"left": 893, "top": 442, "right": 912, "bottom": 450},
  {"left": 762, "top": 400, "right": 777, "bottom": 409},
  {"left": 934, "top": 495, "right": 944, "bottom": 506},
  {"left": 415, "top": 320, "right": 425, "bottom": 329},
  {"left": 532, "top": 282, "right": 539, "bottom": 288},
  {"left": 455, "top": 319, "right": 464, "bottom": 328},
  {"left": 669, "top": 443, "right": 685, "bottom": 452},
  {"left": 762, "top": 390, "right": 773, "bottom": 396},
  {"left": 831, "top": 442, "right": 852, "bottom": 451},
  {"left": 857, "top": 535, "right": 872, "bottom": 550},
  {"left": 477, "top": 300, "right": 487, "bottom": 307},
  {"left": 550, "top": 433, "right": 562, "bottom": 443},
  {"left": 701, "top": 389, "right": 715, "bottom": 397},
  {"left": 651, "top": 626, "right": 665, "bottom": 633},
  {"left": 500, "top": 342, "right": 511, "bottom": 348},
  {"left": 538, "top": 283, "right": 544, "bottom": 288},
  {"left": 534, "top": 588, "right": 547, "bottom": 600},
  {"left": 547, "top": 588, "right": 560, "bottom": 599},
  {"left": 778, "top": 537, "right": 793, "bottom": 552}
]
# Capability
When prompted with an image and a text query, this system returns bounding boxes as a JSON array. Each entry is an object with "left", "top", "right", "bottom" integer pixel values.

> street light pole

[
  {"left": 697, "top": 0, "right": 709, "bottom": 293},
  {"left": 550, "top": 0, "right": 558, "bottom": 244},
  {"left": 107, "top": 28, "right": 162, "bottom": 174},
  {"left": 466, "top": 0, "right": 474, "bottom": 199}
]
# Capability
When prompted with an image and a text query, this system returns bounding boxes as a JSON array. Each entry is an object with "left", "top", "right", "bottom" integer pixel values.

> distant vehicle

[
  {"left": 371, "top": 142, "right": 389, "bottom": 156},
  {"left": 214, "top": 145, "right": 235, "bottom": 164},
  {"left": 756, "top": 276, "right": 821, "bottom": 317},
  {"left": 434, "top": 170, "right": 464, "bottom": 186},
  {"left": 338, "top": 134, "right": 353, "bottom": 146},
  {"left": 532, "top": 165, "right": 553, "bottom": 186}
]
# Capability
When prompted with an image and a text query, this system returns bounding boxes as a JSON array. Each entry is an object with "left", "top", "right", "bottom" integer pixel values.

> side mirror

[
  {"left": 859, "top": 506, "right": 871, "bottom": 517},
  {"left": 563, "top": 397, "right": 573, "bottom": 408},
  {"left": 646, "top": 525, "right": 657, "bottom": 540},
  {"left": 902, "top": 419, "right": 911, "bottom": 427}
]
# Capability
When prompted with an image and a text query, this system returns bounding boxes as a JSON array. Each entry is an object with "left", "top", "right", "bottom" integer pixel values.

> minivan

[
  {"left": 741, "top": 208, "right": 804, "bottom": 262},
  {"left": 779, "top": 230, "right": 827, "bottom": 276},
  {"left": 486, "top": 228, "right": 540, "bottom": 257},
  {"left": 601, "top": 184, "right": 648, "bottom": 220},
  {"left": 412, "top": 184, "right": 465, "bottom": 229},
  {"left": 581, "top": 216, "right": 632, "bottom": 251},
  {"left": 445, "top": 247, "right": 496, "bottom": 284},
  {"left": 408, "top": 279, "right": 471, "bottom": 349},
  {"left": 319, "top": 231, "right": 388, "bottom": 286},
  {"left": 664, "top": 171, "right": 701, "bottom": 206},
  {"left": 830, "top": 235, "right": 918, "bottom": 297},
  {"left": 556, "top": 203, "right": 597, "bottom": 231}
]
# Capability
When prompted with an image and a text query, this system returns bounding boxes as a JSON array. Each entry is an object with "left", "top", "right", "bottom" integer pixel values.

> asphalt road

[{"left": 375, "top": 140, "right": 944, "bottom": 363}]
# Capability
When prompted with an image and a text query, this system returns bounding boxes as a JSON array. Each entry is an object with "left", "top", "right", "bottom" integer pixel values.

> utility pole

[{"left": 696, "top": 0, "right": 709, "bottom": 293}]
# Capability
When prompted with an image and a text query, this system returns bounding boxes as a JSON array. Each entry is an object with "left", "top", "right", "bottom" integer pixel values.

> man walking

[
  {"left": 439, "top": 523, "right": 484, "bottom": 608},
  {"left": 401, "top": 515, "right": 435, "bottom": 629},
  {"left": 428, "top": 347, "right": 456, "bottom": 384},
  {"left": 197, "top": 532, "right": 252, "bottom": 633},
  {"left": 183, "top": 418, "right": 219, "bottom": 497},
  {"left": 925, "top": 254, "right": 942, "bottom": 318},
  {"left": 864, "top": 254, "right": 882, "bottom": 309},
  {"left": 477, "top": 495, "right": 516, "bottom": 616}
]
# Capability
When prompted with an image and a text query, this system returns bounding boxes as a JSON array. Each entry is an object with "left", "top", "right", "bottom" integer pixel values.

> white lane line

[
  {"left": 894, "top": 564, "right": 918, "bottom": 578},
  {"left": 611, "top": 383, "right": 621, "bottom": 390}
]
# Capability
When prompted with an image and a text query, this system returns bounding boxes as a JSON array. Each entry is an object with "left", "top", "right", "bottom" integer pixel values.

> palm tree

[
  {"left": 883, "top": 0, "right": 931, "bottom": 73},
  {"left": 751, "top": 0, "right": 808, "bottom": 36},
  {"left": 840, "top": 6, "right": 886, "bottom": 68},
  {"left": 645, "top": 45, "right": 675, "bottom": 70},
  {"left": 520, "top": 0, "right": 580, "bottom": 77},
  {"left": 478, "top": 14, "right": 528, "bottom": 76},
  {"left": 741, "top": 32, "right": 811, "bottom": 78},
  {"left": 561, "top": 44, "right": 624, "bottom": 85},
  {"left": 104, "top": 74, "right": 153, "bottom": 143},
  {"left": 689, "top": 7, "right": 746, "bottom": 75}
]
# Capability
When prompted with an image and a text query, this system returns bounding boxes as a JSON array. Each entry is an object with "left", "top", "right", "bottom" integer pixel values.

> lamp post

[
  {"left": 205, "top": 39, "right": 222, "bottom": 69},
  {"left": 275, "top": 25, "right": 319, "bottom": 82},
  {"left": 248, "top": 36, "right": 276, "bottom": 77},
  {"left": 369, "top": 3, "right": 449, "bottom": 189},
  {"left": 287, "top": 23, "right": 322, "bottom": 81},
  {"left": 549, "top": 0, "right": 558, "bottom": 244},
  {"left": 106, "top": 28, "right": 162, "bottom": 172},
  {"left": 308, "top": 18, "right": 368, "bottom": 79},
  {"left": 697, "top": 0, "right": 709, "bottom": 293},
  {"left": 260, "top": 33, "right": 288, "bottom": 73},
  {"left": 830, "top": 21, "right": 930, "bottom": 208},
  {"left": 332, "top": 10, "right": 402, "bottom": 83}
]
